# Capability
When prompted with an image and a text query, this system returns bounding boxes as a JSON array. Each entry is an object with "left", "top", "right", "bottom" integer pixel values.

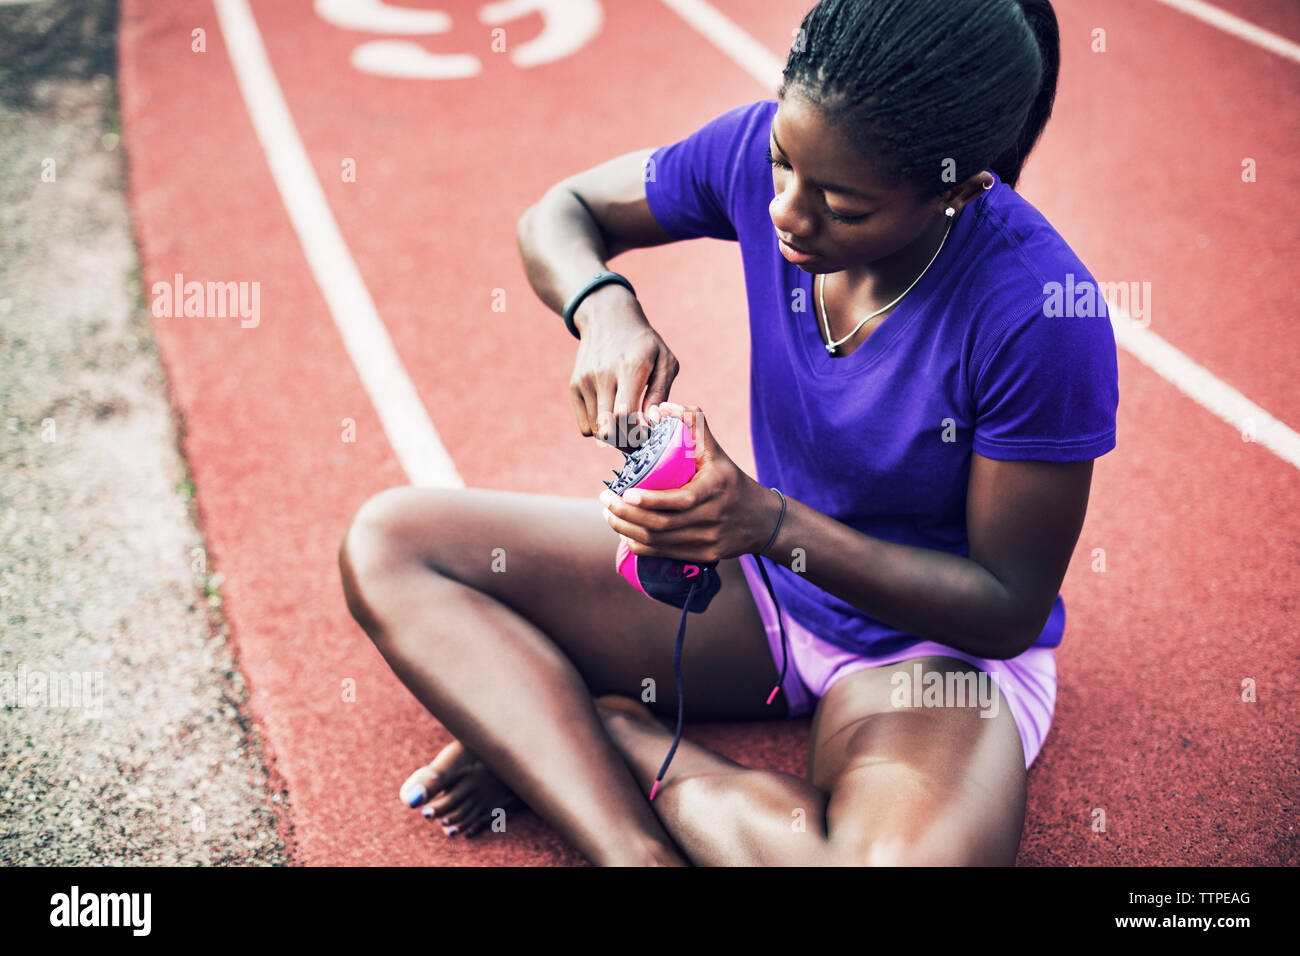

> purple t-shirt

[{"left": 644, "top": 98, "right": 1119, "bottom": 657}]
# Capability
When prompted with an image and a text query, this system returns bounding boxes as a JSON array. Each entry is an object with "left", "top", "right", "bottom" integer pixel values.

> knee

[
  {"left": 338, "top": 487, "right": 422, "bottom": 630},
  {"left": 339, "top": 487, "right": 409, "bottom": 577},
  {"left": 839, "top": 830, "right": 1007, "bottom": 867}
]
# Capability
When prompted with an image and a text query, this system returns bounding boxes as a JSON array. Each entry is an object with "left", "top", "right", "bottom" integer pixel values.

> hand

[
  {"left": 568, "top": 288, "right": 680, "bottom": 452},
  {"left": 597, "top": 402, "right": 778, "bottom": 563}
]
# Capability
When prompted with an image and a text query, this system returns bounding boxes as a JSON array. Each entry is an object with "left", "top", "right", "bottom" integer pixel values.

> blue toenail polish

[
  {"left": 440, "top": 817, "right": 449, "bottom": 825},
  {"left": 401, "top": 782, "right": 427, "bottom": 807},
  {"left": 448, "top": 826, "right": 459, "bottom": 836},
  {"left": 422, "top": 805, "right": 434, "bottom": 818}
]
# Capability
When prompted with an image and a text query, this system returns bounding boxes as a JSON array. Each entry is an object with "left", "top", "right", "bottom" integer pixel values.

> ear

[{"left": 942, "top": 171, "right": 994, "bottom": 215}]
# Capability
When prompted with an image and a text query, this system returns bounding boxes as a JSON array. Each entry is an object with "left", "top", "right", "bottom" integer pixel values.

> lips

[{"left": 778, "top": 234, "right": 817, "bottom": 256}]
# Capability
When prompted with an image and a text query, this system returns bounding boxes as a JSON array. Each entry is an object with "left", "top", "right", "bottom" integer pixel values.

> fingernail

[
  {"left": 624, "top": 490, "right": 641, "bottom": 506},
  {"left": 401, "top": 782, "right": 427, "bottom": 807}
]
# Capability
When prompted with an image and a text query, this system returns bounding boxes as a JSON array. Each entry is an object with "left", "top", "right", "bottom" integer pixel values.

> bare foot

[
  {"left": 592, "top": 694, "right": 678, "bottom": 765},
  {"left": 400, "top": 696, "right": 666, "bottom": 840},
  {"left": 399, "top": 739, "right": 521, "bottom": 839},
  {"left": 592, "top": 693, "right": 663, "bottom": 726}
]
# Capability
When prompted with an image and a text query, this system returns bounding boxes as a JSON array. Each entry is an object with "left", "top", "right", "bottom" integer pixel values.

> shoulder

[
  {"left": 645, "top": 99, "right": 777, "bottom": 242},
  {"left": 649, "top": 98, "right": 775, "bottom": 168},
  {"left": 958, "top": 183, "right": 1117, "bottom": 374},
  {"left": 948, "top": 184, "right": 1119, "bottom": 460},
  {"left": 654, "top": 98, "right": 775, "bottom": 184}
]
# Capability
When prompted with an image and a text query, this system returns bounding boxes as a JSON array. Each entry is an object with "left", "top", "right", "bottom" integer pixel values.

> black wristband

[{"left": 562, "top": 271, "right": 636, "bottom": 340}]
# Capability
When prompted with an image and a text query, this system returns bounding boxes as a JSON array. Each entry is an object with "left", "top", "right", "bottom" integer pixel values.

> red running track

[{"left": 117, "top": 0, "right": 1299, "bottom": 865}]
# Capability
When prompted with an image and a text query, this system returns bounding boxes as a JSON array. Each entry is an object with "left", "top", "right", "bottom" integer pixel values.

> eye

[
  {"left": 825, "top": 206, "right": 868, "bottom": 225},
  {"left": 763, "top": 144, "right": 788, "bottom": 169},
  {"left": 765, "top": 145, "right": 870, "bottom": 225}
]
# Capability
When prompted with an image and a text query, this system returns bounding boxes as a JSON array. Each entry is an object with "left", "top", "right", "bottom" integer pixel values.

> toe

[
  {"left": 425, "top": 775, "right": 479, "bottom": 817},
  {"left": 400, "top": 765, "right": 451, "bottom": 808},
  {"left": 400, "top": 741, "right": 474, "bottom": 807},
  {"left": 400, "top": 774, "right": 431, "bottom": 808},
  {"left": 438, "top": 800, "right": 482, "bottom": 827}
]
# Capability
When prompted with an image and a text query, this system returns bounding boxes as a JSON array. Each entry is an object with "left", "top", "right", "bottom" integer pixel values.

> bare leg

[
  {"left": 592, "top": 654, "right": 1029, "bottom": 866},
  {"left": 595, "top": 695, "right": 833, "bottom": 865},
  {"left": 339, "top": 486, "right": 786, "bottom": 865}
]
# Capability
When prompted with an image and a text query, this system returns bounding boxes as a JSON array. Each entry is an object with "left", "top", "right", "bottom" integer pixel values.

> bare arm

[
  {"left": 516, "top": 148, "right": 677, "bottom": 334},
  {"left": 756, "top": 454, "right": 1094, "bottom": 659},
  {"left": 517, "top": 148, "right": 687, "bottom": 444}
]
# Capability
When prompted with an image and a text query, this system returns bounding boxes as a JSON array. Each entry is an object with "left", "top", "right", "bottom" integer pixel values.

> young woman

[{"left": 339, "top": 0, "right": 1118, "bottom": 866}]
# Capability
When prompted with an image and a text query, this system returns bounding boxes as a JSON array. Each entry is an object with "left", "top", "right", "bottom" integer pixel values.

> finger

[
  {"left": 582, "top": 380, "right": 601, "bottom": 439},
  {"left": 604, "top": 503, "right": 710, "bottom": 556},
  {"left": 604, "top": 506, "right": 693, "bottom": 553},
  {"left": 682, "top": 406, "right": 712, "bottom": 460},
  {"left": 650, "top": 403, "right": 709, "bottom": 468},
  {"left": 612, "top": 364, "right": 651, "bottom": 451},
  {"left": 643, "top": 349, "right": 680, "bottom": 415},
  {"left": 617, "top": 529, "right": 712, "bottom": 563},
  {"left": 570, "top": 385, "right": 593, "bottom": 437},
  {"left": 616, "top": 484, "right": 700, "bottom": 512},
  {"left": 601, "top": 491, "right": 676, "bottom": 531},
  {"left": 593, "top": 372, "right": 618, "bottom": 443},
  {"left": 603, "top": 506, "right": 652, "bottom": 546}
]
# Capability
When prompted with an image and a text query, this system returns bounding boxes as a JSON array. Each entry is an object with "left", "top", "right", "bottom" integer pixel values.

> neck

[{"left": 839, "top": 211, "right": 954, "bottom": 303}]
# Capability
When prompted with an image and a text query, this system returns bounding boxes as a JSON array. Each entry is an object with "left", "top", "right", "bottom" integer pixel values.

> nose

[{"left": 769, "top": 180, "right": 815, "bottom": 244}]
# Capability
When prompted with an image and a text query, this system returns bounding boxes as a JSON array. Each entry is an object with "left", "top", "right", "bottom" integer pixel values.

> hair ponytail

[
  {"left": 782, "top": 0, "right": 1061, "bottom": 194},
  {"left": 989, "top": 0, "right": 1060, "bottom": 188}
]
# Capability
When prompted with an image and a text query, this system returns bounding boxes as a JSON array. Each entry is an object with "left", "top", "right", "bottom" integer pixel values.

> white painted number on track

[{"left": 315, "top": 0, "right": 604, "bottom": 79}]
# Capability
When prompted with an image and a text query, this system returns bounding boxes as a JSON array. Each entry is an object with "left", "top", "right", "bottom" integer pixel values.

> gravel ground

[{"left": 0, "top": 0, "right": 290, "bottom": 865}]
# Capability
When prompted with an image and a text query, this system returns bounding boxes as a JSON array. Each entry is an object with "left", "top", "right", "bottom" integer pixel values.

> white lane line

[
  {"left": 1108, "top": 306, "right": 1300, "bottom": 468},
  {"left": 655, "top": 0, "right": 1300, "bottom": 470},
  {"left": 1150, "top": 0, "right": 1300, "bottom": 65},
  {"left": 213, "top": 0, "right": 463, "bottom": 489},
  {"left": 655, "top": 0, "right": 784, "bottom": 90}
]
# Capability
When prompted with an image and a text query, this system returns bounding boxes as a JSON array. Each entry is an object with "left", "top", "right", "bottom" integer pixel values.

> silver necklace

[{"left": 818, "top": 215, "right": 953, "bottom": 355}]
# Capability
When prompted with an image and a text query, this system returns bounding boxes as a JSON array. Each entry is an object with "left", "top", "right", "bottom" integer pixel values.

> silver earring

[
  {"left": 983, "top": 179, "right": 994, "bottom": 190},
  {"left": 945, "top": 206, "right": 955, "bottom": 218}
]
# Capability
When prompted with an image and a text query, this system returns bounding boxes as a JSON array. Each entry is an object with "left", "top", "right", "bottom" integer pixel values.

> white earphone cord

[{"left": 818, "top": 207, "right": 955, "bottom": 355}]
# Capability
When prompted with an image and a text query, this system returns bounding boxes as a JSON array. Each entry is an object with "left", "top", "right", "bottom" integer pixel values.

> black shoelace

[{"left": 649, "top": 553, "right": 790, "bottom": 801}]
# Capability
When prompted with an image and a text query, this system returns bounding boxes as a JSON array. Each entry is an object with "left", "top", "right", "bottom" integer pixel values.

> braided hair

[{"left": 780, "top": 0, "right": 1060, "bottom": 194}]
